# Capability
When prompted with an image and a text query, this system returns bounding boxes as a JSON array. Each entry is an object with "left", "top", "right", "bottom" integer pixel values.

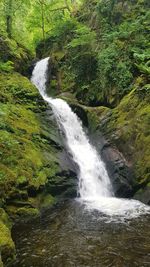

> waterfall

[
  {"left": 31, "top": 57, "right": 150, "bottom": 219},
  {"left": 31, "top": 58, "right": 113, "bottom": 199}
]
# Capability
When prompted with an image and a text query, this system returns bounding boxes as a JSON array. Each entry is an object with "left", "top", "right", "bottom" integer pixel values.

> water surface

[{"left": 12, "top": 200, "right": 150, "bottom": 267}]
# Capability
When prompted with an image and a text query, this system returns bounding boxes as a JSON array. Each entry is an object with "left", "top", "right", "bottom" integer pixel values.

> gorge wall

[
  {"left": 0, "top": 0, "right": 150, "bottom": 266},
  {"left": 0, "top": 37, "right": 76, "bottom": 267}
]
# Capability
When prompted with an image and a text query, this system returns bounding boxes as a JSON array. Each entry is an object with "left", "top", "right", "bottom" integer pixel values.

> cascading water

[
  {"left": 31, "top": 58, "right": 113, "bottom": 199},
  {"left": 31, "top": 57, "right": 150, "bottom": 220}
]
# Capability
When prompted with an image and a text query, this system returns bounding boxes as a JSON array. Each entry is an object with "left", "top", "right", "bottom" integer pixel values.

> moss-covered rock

[
  {"left": 0, "top": 209, "right": 12, "bottom": 229},
  {"left": 0, "top": 72, "right": 42, "bottom": 105},
  {"left": 87, "top": 78, "right": 150, "bottom": 202},
  {"left": 103, "top": 87, "right": 149, "bottom": 185},
  {"left": 59, "top": 78, "right": 149, "bottom": 200},
  {"left": 0, "top": 209, "right": 15, "bottom": 266},
  {"left": 0, "top": 70, "right": 77, "bottom": 218},
  {"left": 0, "top": 67, "right": 78, "bottom": 265},
  {"left": 0, "top": 35, "right": 33, "bottom": 76},
  {"left": 0, "top": 221, "right": 15, "bottom": 266}
]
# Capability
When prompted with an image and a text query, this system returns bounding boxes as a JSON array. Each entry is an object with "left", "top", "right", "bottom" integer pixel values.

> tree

[
  {"left": 27, "top": 0, "right": 75, "bottom": 47},
  {"left": 35, "top": 0, "right": 46, "bottom": 42},
  {"left": 5, "top": 0, "right": 13, "bottom": 38},
  {"left": 1, "top": 0, "right": 30, "bottom": 39}
]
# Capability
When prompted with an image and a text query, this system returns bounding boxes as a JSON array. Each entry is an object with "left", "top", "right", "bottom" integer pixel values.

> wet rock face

[
  {"left": 39, "top": 107, "right": 78, "bottom": 199},
  {"left": 70, "top": 104, "right": 89, "bottom": 128},
  {"left": 47, "top": 170, "right": 77, "bottom": 198},
  {"left": 61, "top": 99, "right": 135, "bottom": 199},
  {"left": 91, "top": 133, "right": 135, "bottom": 198},
  {"left": 134, "top": 185, "right": 150, "bottom": 205},
  {"left": 87, "top": 86, "right": 150, "bottom": 204},
  {"left": 101, "top": 144, "right": 134, "bottom": 197}
]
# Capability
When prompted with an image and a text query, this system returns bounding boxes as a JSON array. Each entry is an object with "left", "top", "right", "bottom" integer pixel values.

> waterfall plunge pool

[{"left": 11, "top": 199, "right": 150, "bottom": 267}]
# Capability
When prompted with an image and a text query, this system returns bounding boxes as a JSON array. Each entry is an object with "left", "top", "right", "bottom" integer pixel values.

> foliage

[
  {"left": 43, "top": 0, "right": 149, "bottom": 106},
  {"left": 0, "top": 61, "right": 14, "bottom": 72},
  {"left": 96, "top": 43, "right": 133, "bottom": 105},
  {"left": 0, "top": 35, "right": 33, "bottom": 75},
  {"left": 0, "top": 0, "right": 31, "bottom": 41},
  {"left": 66, "top": 23, "right": 97, "bottom": 95},
  {"left": 0, "top": 0, "right": 149, "bottom": 106},
  {"left": 0, "top": 0, "right": 81, "bottom": 49},
  {"left": 67, "top": 25, "right": 96, "bottom": 48}
]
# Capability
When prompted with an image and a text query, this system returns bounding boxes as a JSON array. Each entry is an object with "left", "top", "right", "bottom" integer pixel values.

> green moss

[
  {"left": 0, "top": 61, "right": 14, "bottom": 73},
  {"left": 16, "top": 176, "right": 28, "bottom": 187},
  {"left": 94, "top": 80, "right": 150, "bottom": 189},
  {"left": 0, "top": 221, "right": 15, "bottom": 265},
  {"left": 41, "top": 194, "right": 55, "bottom": 208},
  {"left": 16, "top": 207, "right": 39, "bottom": 218},
  {"left": 28, "top": 192, "right": 55, "bottom": 210},
  {"left": 0, "top": 72, "right": 40, "bottom": 104},
  {"left": 29, "top": 171, "right": 47, "bottom": 191},
  {"left": 0, "top": 36, "right": 33, "bottom": 75},
  {"left": 0, "top": 209, "right": 11, "bottom": 229},
  {"left": 85, "top": 106, "right": 110, "bottom": 133},
  {"left": 0, "top": 72, "right": 59, "bottom": 183},
  {"left": 0, "top": 70, "right": 66, "bottom": 222}
]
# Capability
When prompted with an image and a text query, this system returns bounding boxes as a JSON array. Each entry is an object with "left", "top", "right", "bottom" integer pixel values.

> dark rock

[
  {"left": 27, "top": 185, "right": 44, "bottom": 198},
  {"left": 47, "top": 170, "right": 77, "bottom": 198},
  {"left": 90, "top": 132, "right": 135, "bottom": 198},
  {"left": 70, "top": 104, "right": 88, "bottom": 127},
  {"left": 28, "top": 58, "right": 40, "bottom": 77},
  {"left": 134, "top": 185, "right": 150, "bottom": 205},
  {"left": 58, "top": 149, "right": 77, "bottom": 173},
  {"left": 102, "top": 146, "right": 134, "bottom": 197},
  {"left": 57, "top": 93, "right": 89, "bottom": 127},
  {"left": 6, "top": 190, "right": 28, "bottom": 203}
]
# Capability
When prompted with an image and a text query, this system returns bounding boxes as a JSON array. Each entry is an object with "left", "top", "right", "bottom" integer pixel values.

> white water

[{"left": 31, "top": 57, "right": 150, "bottom": 220}]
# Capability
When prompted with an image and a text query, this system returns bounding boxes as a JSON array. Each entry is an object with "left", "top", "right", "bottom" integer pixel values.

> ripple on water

[{"left": 11, "top": 200, "right": 150, "bottom": 267}]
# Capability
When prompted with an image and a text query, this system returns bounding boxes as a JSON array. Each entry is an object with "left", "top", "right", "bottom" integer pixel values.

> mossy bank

[{"left": 0, "top": 39, "right": 76, "bottom": 266}]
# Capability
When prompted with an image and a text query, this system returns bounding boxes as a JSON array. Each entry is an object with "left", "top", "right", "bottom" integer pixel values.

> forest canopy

[
  {"left": 0, "top": 0, "right": 81, "bottom": 49},
  {"left": 0, "top": 0, "right": 149, "bottom": 106}
]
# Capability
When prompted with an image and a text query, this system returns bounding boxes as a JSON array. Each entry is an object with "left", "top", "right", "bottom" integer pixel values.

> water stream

[
  {"left": 11, "top": 57, "right": 150, "bottom": 267},
  {"left": 30, "top": 57, "right": 150, "bottom": 220}
]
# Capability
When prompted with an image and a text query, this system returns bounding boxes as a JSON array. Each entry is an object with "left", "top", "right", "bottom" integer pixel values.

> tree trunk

[
  {"left": 56, "top": 71, "right": 62, "bottom": 93},
  {"left": 6, "top": 0, "right": 13, "bottom": 38},
  {"left": 41, "top": 2, "right": 45, "bottom": 38},
  {"left": 40, "top": 0, "right": 46, "bottom": 52}
]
